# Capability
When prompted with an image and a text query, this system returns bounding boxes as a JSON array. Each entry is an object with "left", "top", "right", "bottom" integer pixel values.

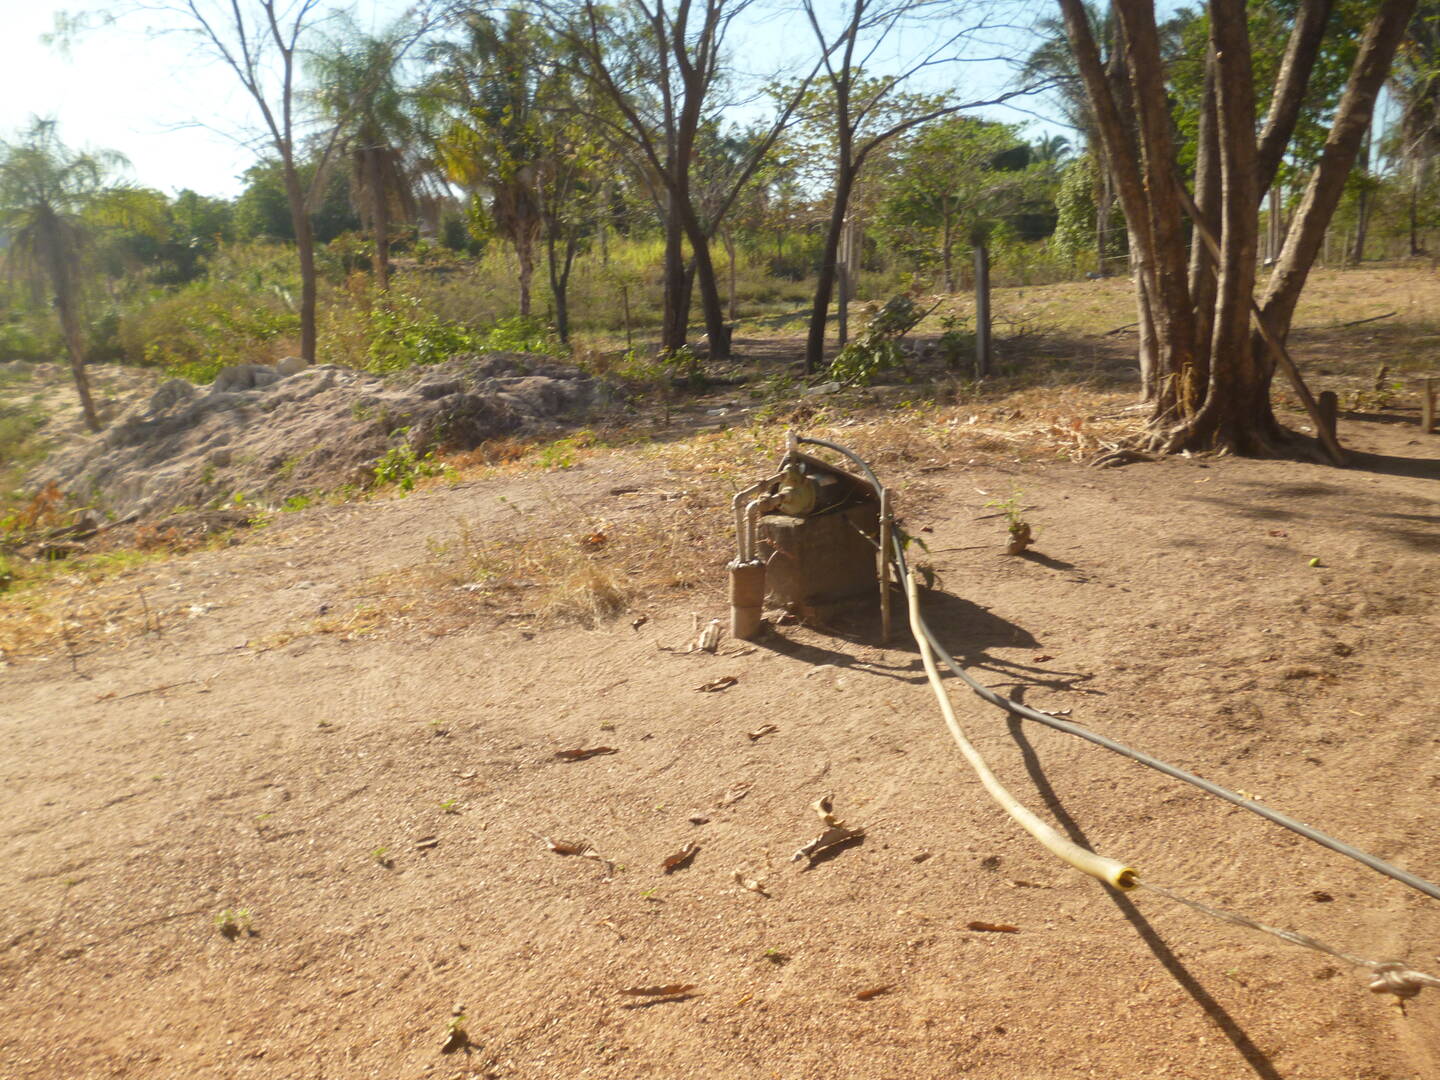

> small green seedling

[
  {"left": 439, "top": 798, "right": 461, "bottom": 815},
  {"left": 371, "top": 846, "right": 393, "bottom": 868},
  {"left": 985, "top": 489, "right": 1034, "bottom": 555},
  {"left": 441, "top": 1007, "right": 469, "bottom": 1054},
  {"left": 215, "top": 908, "right": 254, "bottom": 939}
]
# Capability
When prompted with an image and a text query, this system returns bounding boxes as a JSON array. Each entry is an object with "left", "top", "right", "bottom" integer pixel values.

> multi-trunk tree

[{"left": 1060, "top": 0, "right": 1415, "bottom": 455}]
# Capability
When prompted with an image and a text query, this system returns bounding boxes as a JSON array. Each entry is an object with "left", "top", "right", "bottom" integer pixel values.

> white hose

[{"left": 905, "top": 569, "right": 1136, "bottom": 891}]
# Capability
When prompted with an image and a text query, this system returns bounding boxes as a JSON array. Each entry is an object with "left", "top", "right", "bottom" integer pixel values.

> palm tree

[
  {"left": 425, "top": 9, "right": 555, "bottom": 318},
  {"left": 0, "top": 119, "right": 125, "bottom": 432},
  {"left": 309, "top": 21, "right": 420, "bottom": 293}
]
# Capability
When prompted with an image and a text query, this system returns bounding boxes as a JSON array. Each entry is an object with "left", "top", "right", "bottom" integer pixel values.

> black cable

[{"left": 795, "top": 434, "right": 1440, "bottom": 904}]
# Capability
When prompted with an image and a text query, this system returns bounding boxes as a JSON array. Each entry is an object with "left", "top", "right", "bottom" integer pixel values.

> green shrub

[
  {"left": 365, "top": 295, "right": 479, "bottom": 373},
  {"left": 473, "top": 315, "right": 564, "bottom": 357},
  {"left": 372, "top": 439, "right": 449, "bottom": 492}
]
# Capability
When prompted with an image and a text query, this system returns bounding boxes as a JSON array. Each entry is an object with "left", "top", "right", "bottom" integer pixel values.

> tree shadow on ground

[
  {"left": 1187, "top": 463, "right": 1440, "bottom": 552},
  {"left": 1343, "top": 447, "right": 1440, "bottom": 482},
  {"left": 1003, "top": 691, "right": 1283, "bottom": 1080}
]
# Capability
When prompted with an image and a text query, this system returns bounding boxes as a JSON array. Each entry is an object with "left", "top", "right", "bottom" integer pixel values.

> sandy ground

[{"left": 2, "top": 397, "right": 1438, "bottom": 1079}]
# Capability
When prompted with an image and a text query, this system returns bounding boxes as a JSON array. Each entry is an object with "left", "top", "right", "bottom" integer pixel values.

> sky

[
  {"left": 1, "top": 3, "right": 262, "bottom": 198},
  {"left": 1, "top": 0, "right": 1067, "bottom": 202}
]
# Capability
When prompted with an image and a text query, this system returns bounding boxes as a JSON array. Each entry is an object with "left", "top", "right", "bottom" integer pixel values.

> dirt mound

[{"left": 31, "top": 354, "right": 607, "bottom": 519}]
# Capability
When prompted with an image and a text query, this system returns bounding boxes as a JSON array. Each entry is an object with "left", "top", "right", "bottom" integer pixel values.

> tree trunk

[
  {"left": 1410, "top": 163, "right": 1423, "bottom": 256},
  {"left": 1096, "top": 164, "right": 1114, "bottom": 276},
  {"left": 1188, "top": 59, "right": 1220, "bottom": 393},
  {"left": 1168, "top": 0, "right": 1267, "bottom": 453},
  {"left": 722, "top": 226, "right": 737, "bottom": 322},
  {"left": 942, "top": 216, "right": 956, "bottom": 292},
  {"left": 1267, "top": 185, "right": 1282, "bottom": 264},
  {"left": 367, "top": 147, "right": 390, "bottom": 292},
  {"left": 661, "top": 200, "right": 688, "bottom": 353},
  {"left": 49, "top": 263, "right": 100, "bottom": 432},
  {"left": 1350, "top": 123, "right": 1373, "bottom": 265},
  {"left": 1114, "top": 0, "right": 1199, "bottom": 424},
  {"left": 805, "top": 167, "right": 855, "bottom": 374},
  {"left": 678, "top": 200, "right": 731, "bottom": 358},
  {"left": 973, "top": 240, "right": 991, "bottom": 378},
  {"left": 281, "top": 154, "right": 317, "bottom": 364},
  {"left": 1261, "top": 0, "right": 1415, "bottom": 337},
  {"left": 517, "top": 239, "right": 534, "bottom": 318},
  {"left": 547, "top": 229, "right": 578, "bottom": 343}
]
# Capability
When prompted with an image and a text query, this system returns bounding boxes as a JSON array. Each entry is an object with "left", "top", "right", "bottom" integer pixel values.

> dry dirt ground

[{"left": 3, "top": 404, "right": 1439, "bottom": 1080}]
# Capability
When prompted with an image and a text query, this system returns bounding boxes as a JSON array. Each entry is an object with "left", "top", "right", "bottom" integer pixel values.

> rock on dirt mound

[{"left": 33, "top": 354, "right": 606, "bottom": 519}]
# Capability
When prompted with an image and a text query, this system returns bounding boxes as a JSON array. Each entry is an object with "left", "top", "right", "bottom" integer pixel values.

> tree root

[{"left": 1087, "top": 447, "right": 1158, "bottom": 468}]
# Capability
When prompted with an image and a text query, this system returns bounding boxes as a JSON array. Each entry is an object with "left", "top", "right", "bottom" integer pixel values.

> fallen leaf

[
  {"left": 1268, "top": 529, "right": 1288, "bottom": 538},
  {"left": 967, "top": 921, "right": 1020, "bottom": 933},
  {"left": 716, "top": 782, "right": 751, "bottom": 806},
  {"left": 662, "top": 843, "right": 699, "bottom": 873},
  {"left": 687, "top": 813, "right": 711, "bottom": 825},
  {"left": 619, "top": 984, "right": 696, "bottom": 997},
  {"left": 856, "top": 984, "right": 894, "bottom": 1001},
  {"left": 793, "top": 796, "right": 865, "bottom": 864},
  {"left": 582, "top": 531, "right": 608, "bottom": 548},
  {"left": 1310, "top": 890, "right": 1335, "bottom": 903},
  {"left": 746, "top": 723, "right": 779, "bottom": 741},
  {"left": 554, "top": 746, "right": 619, "bottom": 761},
  {"left": 543, "top": 836, "right": 615, "bottom": 879},
  {"left": 733, "top": 871, "right": 770, "bottom": 897},
  {"left": 631, "top": 615, "right": 648, "bottom": 631},
  {"left": 1032, "top": 654, "right": 1054, "bottom": 663},
  {"left": 794, "top": 824, "right": 864, "bottom": 863},
  {"left": 415, "top": 836, "right": 440, "bottom": 850},
  {"left": 695, "top": 675, "right": 738, "bottom": 693},
  {"left": 912, "top": 852, "right": 933, "bottom": 864}
]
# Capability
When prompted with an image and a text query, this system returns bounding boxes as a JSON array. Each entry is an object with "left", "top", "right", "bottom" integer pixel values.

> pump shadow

[
  {"left": 756, "top": 587, "right": 1097, "bottom": 695},
  {"left": 1001, "top": 690, "right": 1282, "bottom": 1080}
]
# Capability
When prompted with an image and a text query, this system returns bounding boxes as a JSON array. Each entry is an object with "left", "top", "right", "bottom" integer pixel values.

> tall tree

[
  {"left": 428, "top": 9, "right": 566, "bottom": 319},
  {"left": 76, "top": 2, "right": 438, "bottom": 363},
  {"left": 1060, "top": 0, "right": 1416, "bottom": 454},
  {"left": 798, "top": 0, "right": 1046, "bottom": 373},
  {"left": 0, "top": 119, "right": 123, "bottom": 432},
  {"left": 547, "top": 0, "right": 813, "bottom": 356},
  {"left": 309, "top": 17, "right": 421, "bottom": 293},
  {"left": 876, "top": 118, "right": 1040, "bottom": 293}
]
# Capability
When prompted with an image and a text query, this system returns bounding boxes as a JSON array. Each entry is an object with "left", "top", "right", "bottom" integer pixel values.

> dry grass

[
  {"left": 14, "top": 265, "right": 1436, "bottom": 658},
  {"left": 349, "top": 385, "right": 1148, "bottom": 635}
]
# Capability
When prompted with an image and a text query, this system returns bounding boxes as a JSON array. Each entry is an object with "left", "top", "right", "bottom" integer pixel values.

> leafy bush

[
  {"left": 827, "top": 296, "right": 926, "bottom": 385},
  {"left": 372, "top": 440, "right": 449, "bottom": 492},
  {"left": 0, "top": 315, "right": 60, "bottom": 362},
  {"left": 365, "top": 295, "right": 479, "bottom": 372},
  {"left": 473, "top": 315, "right": 564, "bottom": 356}
]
